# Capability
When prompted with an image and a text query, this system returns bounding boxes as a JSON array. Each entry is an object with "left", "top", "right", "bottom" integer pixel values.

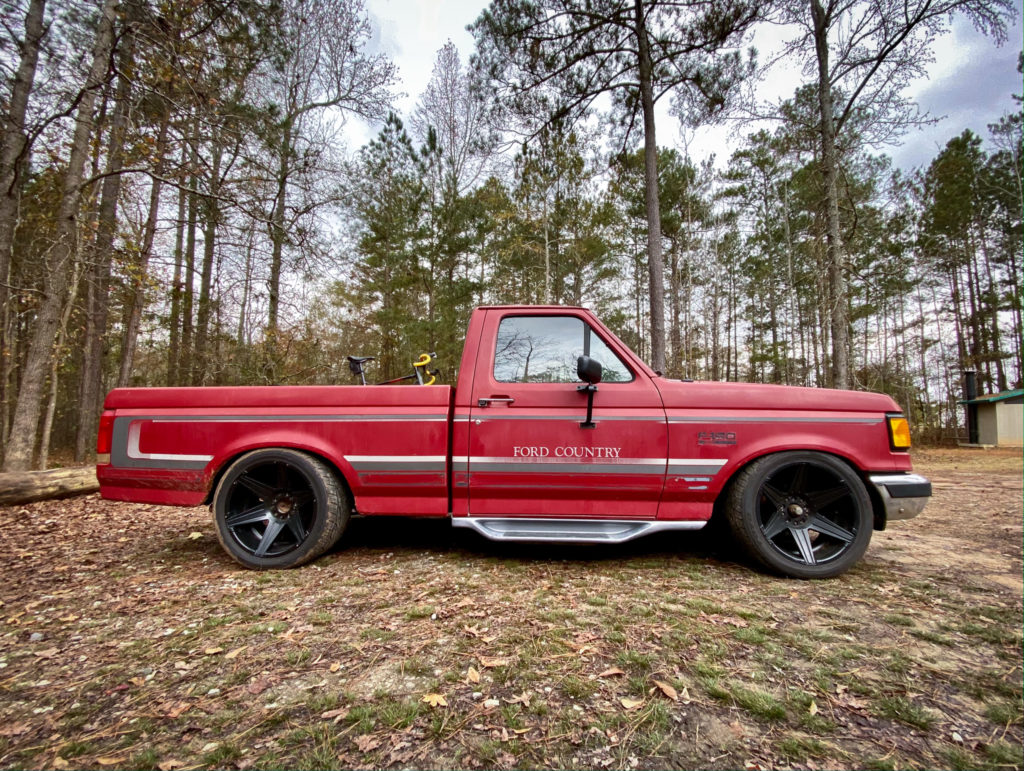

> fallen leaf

[
  {"left": 504, "top": 692, "right": 532, "bottom": 706},
  {"left": 467, "top": 666, "right": 480, "bottom": 684},
  {"left": 52, "top": 758, "right": 69, "bottom": 770},
  {"left": 96, "top": 757, "right": 125, "bottom": 766},
  {"left": 0, "top": 722, "right": 30, "bottom": 737},
  {"left": 164, "top": 702, "right": 190, "bottom": 719},
  {"left": 247, "top": 677, "right": 271, "bottom": 696},
  {"left": 158, "top": 761, "right": 184, "bottom": 771},
  {"left": 320, "top": 708, "right": 349, "bottom": 721},
  {"left": 329, "top": 662, "right": 341, "bottom": 673},
  {"left": 173, "top": 660, "right": 192, "bottom": 671},
  {"left": 653, "top": 679, "right": 678, "bottom": 701},
  {"left": 33, "top": 647, "right": 59, "bottom": 659},
  {"left": 479, "top": 655, "right": 511, "bottom": 668},
  {"left": 952, "top": 731, "right": 964, "bottom": 744},
  {"left": 422, "top": 693, "right": 448, "bottom": 708},
  {"left": 354, "top": 735, "right": 381, "bottom": 753},
  {"left": 225, "top": 645, "right": 247, "bottom": 660},
  {"left": 679, "top": 686, "right": 692, "bottom": 704},
  {"left": 203, "top": 647, "right": 223, "bottom": 655},
  {"left": 809, "top": 699, "right": 819, "bottom": 716},
  {"left": 620, "top": 697, "right": 644, "bottom": 710},
  {"left": 598, "top": 667, "right": 625, "bottom": 678}
]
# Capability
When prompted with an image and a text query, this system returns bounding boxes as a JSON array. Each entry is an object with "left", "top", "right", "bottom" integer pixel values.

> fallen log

[{"left": 0, "top": 467, "right": 99, "bottom": 505}]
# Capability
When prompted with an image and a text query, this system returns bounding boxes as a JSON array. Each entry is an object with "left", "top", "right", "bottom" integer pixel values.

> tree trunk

[
  {"left": 0, "top": 467, "right": 99, "bottom": 504},
  {"left": 634, "top": 0, "right": 666, "bottom": 373},
  {"left": 3, "top": 0, "right": 116, "bottom": 472},
  {"left": 76, "top": 21, "right": 135, "bottom": 461},
  {"left": 118, "top": 109, "right": 170, "bottom": 386},
  {"left": 192, "top": 142, "right": 221, "bottom": 386},
  {"left": 0, "top": 0, "right": 47, "bottom": 455},
  {"left": 266, "top": 121, "right": 292, "bottom": 374},
  {"left": 41, "top": 257, "right": 82, "bottom": 468},
  {"left": 810, "top": 0, "right": 850, "bottom": 389},
  {"left": 167, "top": 167, "right": 187, "bottom": 386}
]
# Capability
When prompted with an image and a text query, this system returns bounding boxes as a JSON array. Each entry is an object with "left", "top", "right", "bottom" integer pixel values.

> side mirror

[
  {"left": 576, "top": 356, "right": 602, "bottom": 429},
  {"left": 577, "top": 355, "right": 603, "bottom": 385}
]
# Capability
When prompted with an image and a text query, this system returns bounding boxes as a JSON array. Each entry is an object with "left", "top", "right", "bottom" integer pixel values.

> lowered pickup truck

[{"left": 97, "top": 305, "right": 930, "bottom": 578}]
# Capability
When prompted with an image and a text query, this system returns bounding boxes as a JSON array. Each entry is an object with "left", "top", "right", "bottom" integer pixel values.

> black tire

[
  {"left": 725, "top": 451, "right": 873, "bottom": 579},
  {"left": 212, "top": 448, "right": 349, "bottom": 569}
]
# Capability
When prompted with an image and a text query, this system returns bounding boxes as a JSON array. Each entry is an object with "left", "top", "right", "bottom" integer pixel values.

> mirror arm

[{"left": 577, "top": 383, "right": 597, "bottom": 429}]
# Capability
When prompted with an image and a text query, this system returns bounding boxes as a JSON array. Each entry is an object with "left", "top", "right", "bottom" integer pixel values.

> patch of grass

[
  {"left": 130, "top": 747, "right": 160, "bottom": 770},
  {"left": 777, "top": 735, "right": 827, "bottom": 762},
  {"left": 985, "top": 739, "right": 1024, "bottom": 767},
  {"left": 403, "top": 605, "right": 435, "bottom": 620},
  {"left": 883, "top": 613, "right": 915, "bottom": 627},
  {"left": 59, "top": 741, "right": 93, "bottom": 759},
  {"left": 401, "top": 656, "right": 432, "bottom": 677},
  {"left": 377, "top": 697, "right": 422, "bottom": 729},
  {"left": 733, "top": 626, "right": 770, "bottom": 645},
  {"left": 360, "top": 628, "right": 396, "bottom": 642},
  {"left": 960, "top": 621, "right": 1018, "bottom": 646},
  {"left": 941, "top": 746, "right": 982, "bottom": 771},
  {"left": 202, "top": 742, "right": 242, "bottom": 767},
  {"left": 286, "top": 648, "right": 311, "bottom": 665},
  {"left": 616, "top": 649, "right": 654, "bottom": 673},
  {"left": 875, "top": 695, "right": 935, "bottom": 730},
  {"left": 310, "top": 611, "right": 333, "bottom": 626},
  {"left": 732, "top": 684, "right": 786, "bottom": 721},
  {"left": 562, "top": 675, "right": 595, "bottom": 700},
  {"left": 984, "top": 699, "right": 1023, "bottom": 725},
  {"left": 910, "top": 629, "right": 954, "bottom": 646},
  {"left": 306, "top": 692, "right": 339, "bottom": 713},
  {"left": 583, "top": 594, "right": 609, "bottom": 607},
  {"left": 344, "top": 704, "right": 376, "bottom": 732}
]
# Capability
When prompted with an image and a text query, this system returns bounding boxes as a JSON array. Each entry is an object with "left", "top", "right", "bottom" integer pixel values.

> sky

[{"left": 349, "top": 0, "right": 1024, "bottom": 172}]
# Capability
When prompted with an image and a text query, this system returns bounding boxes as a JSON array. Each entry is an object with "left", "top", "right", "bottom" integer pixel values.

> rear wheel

[
  {"left": 212, "top": 448, "right": 348, "bottom": 569},
  {"left": 725, "top": 451, "right": 873, "bottom": 579}
]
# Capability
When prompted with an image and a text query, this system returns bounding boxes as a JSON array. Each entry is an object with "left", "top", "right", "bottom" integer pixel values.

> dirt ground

[{"left": 0, "top": 448, "right": 1020, "bottom": 770}]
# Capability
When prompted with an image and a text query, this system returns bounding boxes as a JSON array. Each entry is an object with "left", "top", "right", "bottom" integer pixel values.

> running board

[{"left": 452, "top": 518, "right": 706, "bottom": 544}]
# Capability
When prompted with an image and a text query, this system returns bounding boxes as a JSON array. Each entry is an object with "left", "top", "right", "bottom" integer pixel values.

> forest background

[{"left": 0, "top": 0, "right": 1020, "bottom": 471}]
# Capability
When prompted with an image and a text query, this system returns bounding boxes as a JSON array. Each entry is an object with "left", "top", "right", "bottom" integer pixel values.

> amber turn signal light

[{"left": 887, "top": 414, "right": 911, "bottom": 450}]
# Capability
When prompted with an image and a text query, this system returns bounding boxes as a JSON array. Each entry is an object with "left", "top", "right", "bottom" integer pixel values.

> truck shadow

[{"left": 331, "top": 516, "right": 742, "bottom": 570}]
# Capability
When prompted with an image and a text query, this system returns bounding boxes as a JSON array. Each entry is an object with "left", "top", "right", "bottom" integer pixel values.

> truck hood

[{"left": 654, "top": 378, "right": 901, "bottom": 414}]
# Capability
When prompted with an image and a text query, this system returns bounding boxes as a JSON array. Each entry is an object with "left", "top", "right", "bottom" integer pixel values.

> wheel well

[
  {"left": 711, "top": 450, "right": 885, "bottom": 530},
  {"left": 202, "top": 447, "right": 355, "bottom": 511}
]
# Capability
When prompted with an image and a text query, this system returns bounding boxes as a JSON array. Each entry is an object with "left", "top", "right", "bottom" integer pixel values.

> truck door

[{"left": 465, "top": 310, "right": 667, "bottom": 519}]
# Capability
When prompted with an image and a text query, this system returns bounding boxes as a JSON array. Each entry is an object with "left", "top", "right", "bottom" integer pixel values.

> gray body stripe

[
  {"left": 349, "top": 461, "right": 445, "bottom": 471},
  {"left": 472, "top": 414, "right": 663, "bottom": 421},
  {"left": 145, "top": 414, "right": 447, "bottom": 422},
  {"left": 470, "top": 462, "right": 665, "bottom": 475},
  {"left": 667, "top": 416, "right": 882, "bottom": 424}
]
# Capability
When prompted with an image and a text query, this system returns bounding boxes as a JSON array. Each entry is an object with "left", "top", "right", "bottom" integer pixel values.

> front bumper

[{"left": 868, "top": 473, "right": 931, "bottom": 521}]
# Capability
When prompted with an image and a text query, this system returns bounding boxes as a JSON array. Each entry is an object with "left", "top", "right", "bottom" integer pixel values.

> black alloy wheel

[
  {"left": 212, "top": 448, "right": 348, "bottom": 569},
  {"left": 726, "top": 451, "right": 873, "bottom": 579}
]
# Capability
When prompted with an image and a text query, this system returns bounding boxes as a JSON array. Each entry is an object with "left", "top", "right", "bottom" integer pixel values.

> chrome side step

[{"left": 451, "top": 517, "right": 706, "bottom": 544}]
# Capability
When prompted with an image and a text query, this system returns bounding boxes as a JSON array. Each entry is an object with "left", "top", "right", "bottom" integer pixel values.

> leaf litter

[{"left": 0, "top": 450, "right": 1020, "bottom": 769}]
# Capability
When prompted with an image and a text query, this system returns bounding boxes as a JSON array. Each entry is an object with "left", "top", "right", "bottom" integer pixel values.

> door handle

[{"left": 477, "top": 396, "right": 515, "bottom": 407}]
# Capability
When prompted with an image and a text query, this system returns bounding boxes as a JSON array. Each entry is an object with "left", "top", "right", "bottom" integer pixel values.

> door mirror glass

[{"left": 577, "top": 355, "right": 603, "bottom": 384}]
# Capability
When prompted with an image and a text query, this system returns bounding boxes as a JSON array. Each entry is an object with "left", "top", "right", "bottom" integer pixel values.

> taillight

[
  {"left": 96, "top": 411, "right": 115, "bottom": 457},
  {"left": 886, "top": 414, "right": 911, "bottom": 451}
]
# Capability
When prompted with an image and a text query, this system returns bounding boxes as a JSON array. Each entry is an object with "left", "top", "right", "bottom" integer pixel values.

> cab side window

[{"left": 493, "top": 316, "right": 632, "bottom": 383}]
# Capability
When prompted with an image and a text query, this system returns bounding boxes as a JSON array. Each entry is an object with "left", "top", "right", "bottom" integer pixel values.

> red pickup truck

[{"left": 97, "top": 305, "right": 930, "bottom": 578}]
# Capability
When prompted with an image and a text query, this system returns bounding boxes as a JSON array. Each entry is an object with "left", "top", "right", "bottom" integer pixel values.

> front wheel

[
  {"left": 212, "top": 449, "right": 349, "bottom": 569},
  {"left": 725, "top": 452, "right": 873, "bottom": 579}
]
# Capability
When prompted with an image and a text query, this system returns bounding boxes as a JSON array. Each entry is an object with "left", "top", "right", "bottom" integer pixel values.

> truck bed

[{"left": 99, "top": 385, "right": 453, "bottom": 513}]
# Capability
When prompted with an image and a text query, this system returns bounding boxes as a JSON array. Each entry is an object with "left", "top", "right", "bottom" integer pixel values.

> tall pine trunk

[
  {"left": 810, "top": 0, "right": 851, "bottom": 389},
  {"left": 76, "top": 20, "right": 135, "bottom": 461},
  {"left": 634, "top": 0, "right": 666, "bottom": 372},
  {"left": 3, "top": 0, "right": 116, "bottom": 472},
  {"left": 117, "top": 109, "right": 170, "bottom": 386}
]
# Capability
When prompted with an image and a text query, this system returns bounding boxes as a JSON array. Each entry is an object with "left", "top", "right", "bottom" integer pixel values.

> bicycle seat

[{"left": 346, "top": 356, "right": 375, "bottom": 364}]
